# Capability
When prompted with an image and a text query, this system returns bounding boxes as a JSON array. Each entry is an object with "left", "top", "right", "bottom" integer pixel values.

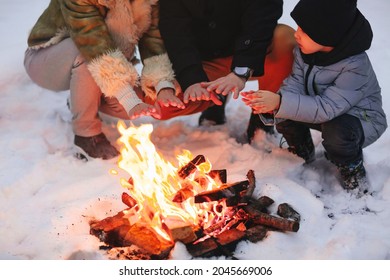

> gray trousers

[{"left": 24, "top": 38, "right": 130, "bottom": 137}]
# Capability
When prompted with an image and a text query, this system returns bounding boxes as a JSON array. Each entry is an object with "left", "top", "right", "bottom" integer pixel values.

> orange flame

[{"left": 115, "top": 122, "right": 224, "bottom": 242}]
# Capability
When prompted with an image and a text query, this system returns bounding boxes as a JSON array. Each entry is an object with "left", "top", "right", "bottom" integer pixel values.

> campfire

[{"left": 90, "top": 122, "right": 300, "bottom": 259}]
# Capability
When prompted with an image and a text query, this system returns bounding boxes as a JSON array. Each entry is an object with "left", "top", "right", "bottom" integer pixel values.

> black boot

[
  {"left": 74, "top": 133, "right": 119, "bottom": 160},
  {"left": 336, "top": 159, "right": 369, "bottom": 191},
  {"left": 247, "top": 113, "right": 275, "bottom": 143},
  {"left": 285, "top": 129, "right": 315, "bottom": 164},
  {"left": 198, "top": 95, "right": 227, "bottom": 126}
]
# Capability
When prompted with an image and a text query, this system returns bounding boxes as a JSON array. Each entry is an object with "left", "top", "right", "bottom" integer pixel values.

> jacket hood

[{"left": 301, "top": 9, "right": 373, "bottom": 66}]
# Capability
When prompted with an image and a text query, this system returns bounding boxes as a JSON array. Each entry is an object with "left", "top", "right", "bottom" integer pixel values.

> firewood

[
  {"left": 194, "top": 180, "right": 249, "bottom": 203},
  {"left": 90, "top": 211, "right": 174, "bottom": 256},
  {"left": 177, "top": 155, "right": 206, "bottom": 179},
  {"left": 186, "top": 228, "right": 245, "bottom": 258},
  {"left": 122, "top": 223, "right": 174, "bottom": 256},
  {"left": 121, "top": 192, "right": 138, "bottom": 209},
  {"left": 186, "top": 237, "right": 219, "bottom": 257},
  {"left": 172, "top": 181, "right": 195, "bottom": 203},
  {"left": 164, "top": 217, "right": 198, "bottom": 244},
  {"left": 236, "top": 222, "right": 247, "bottom": 231},
  {"left": 215, "top": 228, "right": 246, "bottom": 247},
  {"left": 247, "top": 196, "right": 274, "bottom": 213},
  {"left": 90, "top": 211, "right": 127, "bottom": 233},
  {"left": 277, "top": 203, "right": 301, "bottom": 222},
  {"left": 257, "top": 196, "right": 275, "bottom": 208},
  {"left": 244, "top": 205, "right": 300, "bottom": 232},
  {"left": 243, "top": 169, "right": 256, "bottom": 200},
  {"left": 208, "top": 169, "right": 227, "bottom": 184},
  {"left": 246, "top": 225, "right": 268, "bottom": 243},
  {"left": 203, "top": 220, "right": 226, "bottom": 235}
]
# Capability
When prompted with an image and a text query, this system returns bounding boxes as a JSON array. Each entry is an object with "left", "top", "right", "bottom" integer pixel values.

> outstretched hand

[
  {"left": 201, "top": 72, "right": 246, "bottom": 100},
  {"left": 241, "top": 90, "right": 281, "bottom": 114},
  {"left": 128, "top": 103, "right": 161, "bottom": 120},
  {"left": 156, "top": 88, "right": 185, "bottom": 109},
  {"left": 183, "top": 83, "right": 222, "bottom": 105}
]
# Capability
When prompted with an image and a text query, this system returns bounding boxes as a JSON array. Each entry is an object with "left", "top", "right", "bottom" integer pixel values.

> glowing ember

[{"left": 114, "top": 121, "right": 228, "bottom": 242}]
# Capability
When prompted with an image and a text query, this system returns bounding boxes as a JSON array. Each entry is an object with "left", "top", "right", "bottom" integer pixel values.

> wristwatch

[{"left": 232, "top": 67, "right": 254, "bottom": 81}]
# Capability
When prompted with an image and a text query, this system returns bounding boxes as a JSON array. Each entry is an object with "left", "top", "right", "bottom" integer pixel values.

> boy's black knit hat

[{"left": 291, "top": 0, "right": 358, "bottom": 46}]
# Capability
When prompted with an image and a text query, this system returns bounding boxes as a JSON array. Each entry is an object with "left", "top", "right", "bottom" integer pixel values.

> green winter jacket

[{"left": 27, "top": 0, "right": 175, "bottom": 112}]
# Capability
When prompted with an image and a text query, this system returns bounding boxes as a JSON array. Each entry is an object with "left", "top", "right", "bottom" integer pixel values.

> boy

[{"left": 241, "top": 0, "right": 387, "bottom": 192}]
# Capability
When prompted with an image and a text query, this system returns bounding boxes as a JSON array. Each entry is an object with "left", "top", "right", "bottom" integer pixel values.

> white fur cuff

[
  {"left": 87, "top": 49, "right": 139, "bottom": 98},
  {"left": 141, "top": 53, "right": 175, "bottom": 100}
]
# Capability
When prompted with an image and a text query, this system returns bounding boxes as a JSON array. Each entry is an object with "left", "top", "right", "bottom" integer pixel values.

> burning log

[
  {"left": 244, "top": 205, "right": 300, "bottom": 232},
  {"left": 177, "top": 155, "right": 206, "bottom": 179},
  {"left": 277, "top": 203, "right": 301, "bottom": 222},
  {"left": 164, "top": 217, "right": 199, "bottom": 244},
  {"left": 187, "top": 229, "right": 245, "bottom": 258},
  {"left": 194, "top": 180, "right": 249, "bottom": 203},
  {"left": 186, "top": 237, "right": 218, "bottom": 257},
  {"left": 90, "top": 211, "right": 174, "bottom": 258},
  {"left": 208, "top": 169, "right": 227, "bottom": 184},
  {"left": 121, "top": 192, "right": 138, "bottom": 209},
  {"left": 172, "top": 181, "right": 195, "bottom": 203}
]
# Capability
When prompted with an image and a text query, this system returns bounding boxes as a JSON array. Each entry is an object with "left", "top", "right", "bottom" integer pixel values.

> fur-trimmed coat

[{"left": 27, "top": 0, "right": 175, "bottom": 113}]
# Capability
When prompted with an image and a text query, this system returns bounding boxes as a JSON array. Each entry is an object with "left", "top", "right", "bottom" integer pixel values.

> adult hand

[
  {"left": 183, "top": 83, "right": 222, "bottom": 105},
  {"left": 156, "top": 88, "right": 185, "bottom": 109},
  {"left": 128, "top": 103, "right": 161, "bottom": 120},
  {"left": 201, "top": 72, "right": 246, "bottom": 100},
  {"left": 241, "top": 90, "right": 280, "bottom": 114}
]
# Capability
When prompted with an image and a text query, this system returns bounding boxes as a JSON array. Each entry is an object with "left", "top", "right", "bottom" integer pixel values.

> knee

[
  {"left": 322, "top": 116, "right": 364, "bottom": 154},
  {"left": 270, "top": 24, "right": 297, "bottom": 56}
]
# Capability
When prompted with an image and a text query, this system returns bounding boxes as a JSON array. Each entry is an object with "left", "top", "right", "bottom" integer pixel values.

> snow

[{"left": 1, "top": 0, "right": 390, "bottom": 267}]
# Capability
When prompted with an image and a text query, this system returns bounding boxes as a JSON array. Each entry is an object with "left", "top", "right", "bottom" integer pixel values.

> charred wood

[
  {"left": 186, "top": 229, "right": 245, "bottom": 258},
  {"left": 246, "top": 196, "right": 274, "bottom": 213},
  {"left": 177, "top": 155, "right": 206, "bottom": 179},
  {"left": 277, "top": 203, "right": 301, "bottom": 222},
  {"left": 244, "top": 205, "right": 299, "bottom": 232},
  {"left": 242, "top": 170, "right": 256, "bottom": 201},
  {"left": 194, "top": 180, "right": 249, "bottom": 203},
  {"left": 246, "top": 225, "right": 268, "bottom": 243},
  {"left": 121, "top": 192, "right": 138, "bottom": 209},
  {"left": 208, "top": 169, "right": 227, "bottom": 184}
]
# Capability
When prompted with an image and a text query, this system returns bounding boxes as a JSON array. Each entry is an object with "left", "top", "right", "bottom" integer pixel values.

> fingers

[
  {"left": 210, "top": 92, "right": 223, "bottom": 105},
  {"left": 129, "top": 104, "right": 161, "bottom": 120},
  {"left": 184, "top": 86, "right": 215, "bottom": 103},
  {"left": 158, "top": 97, "right": 185, "bottom": 109}
]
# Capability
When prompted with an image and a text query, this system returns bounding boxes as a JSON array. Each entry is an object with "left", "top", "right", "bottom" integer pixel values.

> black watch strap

[{"left": 232, "top": 67, "right": 253, "bottom": 81}]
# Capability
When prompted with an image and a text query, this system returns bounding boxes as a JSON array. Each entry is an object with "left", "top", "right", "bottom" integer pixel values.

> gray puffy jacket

[{"left": 276, "top": 47, "right": 387, "bottom": 147}]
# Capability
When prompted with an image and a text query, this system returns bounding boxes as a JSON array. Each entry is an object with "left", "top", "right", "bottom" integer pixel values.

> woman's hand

[
  {"left": 128, "top": 103, "right": 161, "bottom": 120},
  {"left": 156, "top": 88, "right": 185, "bottom": 109}
]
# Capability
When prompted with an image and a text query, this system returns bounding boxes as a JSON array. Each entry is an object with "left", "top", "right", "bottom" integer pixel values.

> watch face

[
  {"left": 233, "top": 67, "right": 253, "bottom": 80},
  {"left": 234, "top": 67, "right": 250, "bottom": 75}
]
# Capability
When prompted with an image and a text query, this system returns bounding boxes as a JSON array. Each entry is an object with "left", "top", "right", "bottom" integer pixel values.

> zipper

[{"left": 304, "top": 64, "right": 314, "bottom": 95}]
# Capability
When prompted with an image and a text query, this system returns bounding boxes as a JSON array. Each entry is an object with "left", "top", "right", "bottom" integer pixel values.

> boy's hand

[
  {"left": 241, "top": 90, "right": 280, "bottom": 114},
  {"left": 128, "top": 103, "right": 161, "bottom": 120},
  {"left": 156, "top": 88, "right": 185, "bottom": 109}
]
